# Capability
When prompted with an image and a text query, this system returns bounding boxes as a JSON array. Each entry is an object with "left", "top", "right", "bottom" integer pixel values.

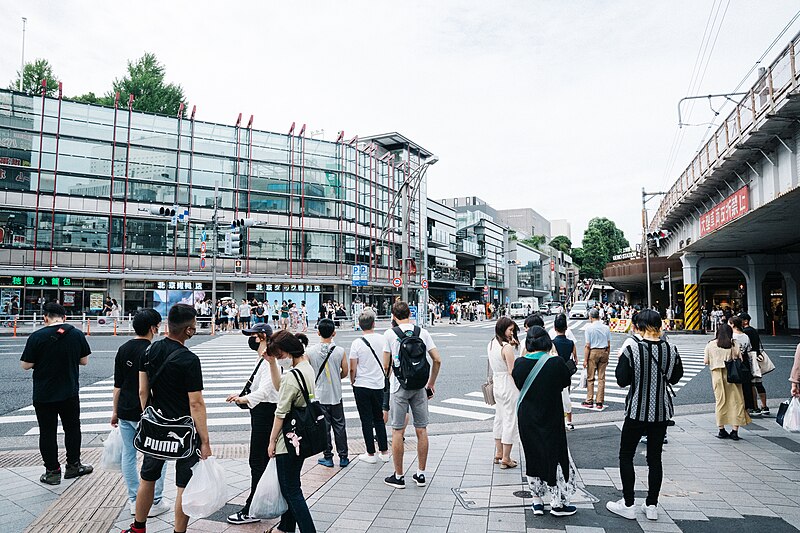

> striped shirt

[{"left": 616, "top": 338, "right": 683, "bottom": 423}]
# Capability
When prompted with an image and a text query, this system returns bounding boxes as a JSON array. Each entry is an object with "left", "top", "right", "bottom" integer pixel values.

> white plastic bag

[
  {"left": 783, "top": 398, "right": 800, "bottom": 433},
  {"left": 249, "top": 460, "right": 288, "bottom": 518},
  {"left": 101, "top": 427, "right": 123, "bottom": 472},
  {"left": 182, "top": 456, "right": 229, "bottom": 518},
  {"left": 578, "top": 368, "right": 588, "bottom": 390}
]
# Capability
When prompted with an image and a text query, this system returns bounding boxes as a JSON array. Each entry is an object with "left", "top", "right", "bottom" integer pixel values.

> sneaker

[
  {"left": 40, "top": 468, "right": 61, "bottom": 485},
  {"left": 581, "top": 400, "right": 594, "bottom": 408},
  {"left": 339, "top": 457, "right": 351, "bottom": 468},
  {"left": 384, "top": 473, "right": 405, "bottom": 489},
  {"left": 358, "top": 453, "right": 377, "bottom": 464},
  {"left": 761, "top": 407, "right": 770, "bottom": 416},
  {"left": 129, "top": 501, "right": 136, "bottom": 516},
  {"left": 663, "top": 437, "right": 668, "bottom": 445},
  {"left": 716, "top": 428, "right": 730, "bottom": 439},
  {"left": 595, "top": 403, "right": 604, "bottom": 410},
  {"left": 317, "top": 457, "right": 334, "bottom": 468},
  {"left": 227, "top": 510, "right": 260, "bottom": 524},
  {"left": 729, "top": 430, "right": 741, "bottom": 441},
  {"left": 550, "top": 505, "right": 577, "bottom": 517},
  {"left": 606, "top": 498, "right": 636, "bottom": 520},
  {"left": 640, "top": 436, "right": 648, "bottom": 444},
  {"left": 64, "top": 462, "right": 93, "bottom": 479},
  {"left": 121, "top": 525, "right": 146, "bottom": 533},
  {"left": 642, "top": 502, "right": 658, "bottom": 520},
  {"left": 412, "top": 473, "right": 426, "bottom": 487},
  {"left": 531, "top": 498, "right": 545, "bottom": 516},
  {"left": 565, "top": 423, "right": 575, "bottom": 431},
  {"left": 148, "top": 500, "right": 171, "bottom": 518},
  {"left": 378, "top": 452, "right": 391, "bottom": 462},
  {"left": 748, "top": 409, "right": 762, "bottom": 417}
]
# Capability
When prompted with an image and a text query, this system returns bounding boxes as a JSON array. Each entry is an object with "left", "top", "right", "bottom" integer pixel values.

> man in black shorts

[
  {"left": 21, "top": 302, "right": 93, "bottom": 485},
  {"left": 123, "top": 304, "right": 211, "bottom": 533}
]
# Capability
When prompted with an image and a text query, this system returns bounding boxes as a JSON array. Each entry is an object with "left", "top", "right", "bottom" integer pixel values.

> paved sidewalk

[{"left": 3, "top": 410, "right": 800, "bottom": 532}]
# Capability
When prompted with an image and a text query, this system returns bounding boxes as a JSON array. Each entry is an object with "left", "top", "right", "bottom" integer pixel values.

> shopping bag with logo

[
  {"left": 783, "top": 398, "right": 800, "bottom": 433},
  {"left": 100, "top": 426, "right": 123, "bottom": 472},
  {"left": 776, "top": 400, "right": 790, "bottom": 428},
  {"left": 578, "top": 368, "right": 588, "bottom": 389},
  {"left": 249, "top": 460, "right": 288, "bottom": 518},
  {"left": 182, "top": 456, "right": 229, "bottom": 518}
]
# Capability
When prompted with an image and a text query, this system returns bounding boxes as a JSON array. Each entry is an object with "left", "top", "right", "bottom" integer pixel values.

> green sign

[{"left": 11, "top": 276, "right": 72, "bottom": 287}]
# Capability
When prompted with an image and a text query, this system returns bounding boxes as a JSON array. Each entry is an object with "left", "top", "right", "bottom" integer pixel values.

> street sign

[
  {"left": 351, "top": 264, "right": 368, "bottom": 287},
  {"left": 201, "top": 230, "right": 207, "bottom": 241},
  {"left": 392, "top": 277, "right": 403, "bottom": 288},
  {"left": 200, "top": 242, "right": 207, "bottom": 253},
  {"left": 200, "top": 258, "right": 206, "bottom": 269},
  {"left": 421, "top": 279, "right": 429, "bottom": 289},
  {"left": 409, "top": 305, "right": 417, "bottom": 321}
]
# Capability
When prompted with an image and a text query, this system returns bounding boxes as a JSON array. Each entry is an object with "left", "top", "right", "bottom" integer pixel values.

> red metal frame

[
  {"left": 107, "top": 92, "right": 119, "bottom": 272},
  {"left": 186, "top": 105, "right": 196, "bottom": 272},
  {"left": 234, "top": 112, "right": 242, "bottom": 220},
  {"left": 121, "top": 94, "right": 134, "bottom": 269},
  {"left": 174, "top": 102, "right": 184, "bottom": 273},
  {"left": 299, "top": 123, "right": 306, "bottom": 278},
  {"left": 336, "top": 132, "right": 344, "bottom": 278},
  {"left": 368, "top": 143, "right": 374, "bottom": 281},
  {"left": 48, "top": 83, "right": 63, "bottom": 270},
  {"left": 287, "top": 122, "right": 295, "bottom": 277},
  {"left": 246, "top": 114, "right": 253, "bottom": 274},
  {"left": 348, "top": 136, "right": 358, "bottom": 270},
  {"left": 32, "top": 79, "right": 47, "bottom": 269}
]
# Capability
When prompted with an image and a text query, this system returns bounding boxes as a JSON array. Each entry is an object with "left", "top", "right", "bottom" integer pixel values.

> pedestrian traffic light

[
  {"left": 147, "top": 205, "right": 177, "bottom": 217},
  {"left": 235, "top": 259, "right": 243, "bottom": 274}
]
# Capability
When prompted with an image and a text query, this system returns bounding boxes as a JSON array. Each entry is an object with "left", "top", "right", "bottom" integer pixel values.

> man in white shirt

[
  {"left": 349, "top": 309, "right": 390, "bottom": 464},
  {"left": 582, "top": 308, "right": 612, "bottom": 409},
  {"left": 238, "top": 299, "right": 251, "bottom": 330},
  {"left": 382, "top": 301, "right": 442, "bottom": 489}
]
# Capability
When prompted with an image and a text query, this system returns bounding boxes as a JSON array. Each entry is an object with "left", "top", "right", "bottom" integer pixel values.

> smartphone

[{"left": 425, "top": 387, "right": 434, "bottom": 399}]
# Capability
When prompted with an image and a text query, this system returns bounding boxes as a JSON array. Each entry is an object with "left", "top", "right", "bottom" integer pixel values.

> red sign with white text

[{"left": 700, "top": 186, "right": 749, "bottom": 237}]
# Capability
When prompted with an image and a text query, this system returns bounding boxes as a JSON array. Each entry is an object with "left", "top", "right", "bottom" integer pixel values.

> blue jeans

[
  {"left": 276, "top": 453, "right": 316, "bottom": 532},
  {"left": 119, "top": 419, "right": 166, "bottom": 504}
]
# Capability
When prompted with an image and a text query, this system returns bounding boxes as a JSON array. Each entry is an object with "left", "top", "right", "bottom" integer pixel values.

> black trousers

[
  {"left": 742, "top": 358, "right": 755, "bottom": 410},
  {"left": 352, "top": 386, "right": 388, "bottom": 454},
  {"left": 243, "top": 401, "right": 276, "bottom": 514},
  {"left": 619, "top": 418, "right": 668, "bottom": 507},
  {"left": 34, "top": 395, "right": 82, "bottom": 471},
  {"left": 276, "top": 453, "right": 316, "bottom": 532},
  {"left": 319, "top": 402, "right": 348, "bottom": 460}
]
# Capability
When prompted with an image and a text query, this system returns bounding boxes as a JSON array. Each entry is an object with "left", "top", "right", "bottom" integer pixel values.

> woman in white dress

[{"left": 488, "top": 316, "right": 520, "bottom": 468}]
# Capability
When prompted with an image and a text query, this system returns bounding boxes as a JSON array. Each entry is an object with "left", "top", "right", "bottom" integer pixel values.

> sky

[{"left": 2, "top": 1, "right": 799, "bottom": 247}]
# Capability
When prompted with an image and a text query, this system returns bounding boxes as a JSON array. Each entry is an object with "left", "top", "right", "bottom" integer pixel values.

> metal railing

[{"left": 651, "top": 33, "right": 800, "bottom": 231}]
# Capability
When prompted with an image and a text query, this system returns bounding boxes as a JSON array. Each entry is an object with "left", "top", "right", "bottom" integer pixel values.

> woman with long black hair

[{"left": 488, "top": 317, "right": 520, "bottom": 468}]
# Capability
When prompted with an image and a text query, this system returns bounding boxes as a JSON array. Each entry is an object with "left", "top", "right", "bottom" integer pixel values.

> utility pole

[
  {"left": 642, "top": 187, "right": 666, "bottom": 309},
  {"left": 20, "top": 17, "right": 26, "bottom": 91}
]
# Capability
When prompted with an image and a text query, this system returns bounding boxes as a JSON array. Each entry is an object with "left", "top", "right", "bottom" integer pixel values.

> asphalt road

[{"left": 0, "top": 318, "right": 798, "bottom": 443}]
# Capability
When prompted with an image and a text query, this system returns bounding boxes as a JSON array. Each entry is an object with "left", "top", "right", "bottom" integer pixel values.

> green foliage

[
  {"left": 108, "top": 53, "right": 186, "bottom": 116},
  {"left": 70, "top": 92, "right": 112, "bottom": 106},
  {"left": 9, "top": 59, "right": 60, "bottom": 96},
  {"left": 576, "top": 217, "right": 629, "bottom": 279},
  {"left": 520, "top": 234, "right": 547, "bottom": 249},
  {"left": 549, "top": 235, "right": 572, "bottom": 254}
]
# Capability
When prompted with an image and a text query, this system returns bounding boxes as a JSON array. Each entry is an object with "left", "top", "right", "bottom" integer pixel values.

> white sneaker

[
  {"left": 129, "top": 501, "right": 136, "bottom": 516},
  {"left": 148, "top": 499, "right": 171, "bottom": 517},
  {"left": 606, "top": 498, "right": 636, "bottom": 520},
  {"left": 642, "top": 502, "right": 658, "bottom": 520},
  {"left": 358, "top": 453, "right": 377, "bottom": 464},
  {"left": 378, "top": 452, "right": 391, "bottom": 462}
]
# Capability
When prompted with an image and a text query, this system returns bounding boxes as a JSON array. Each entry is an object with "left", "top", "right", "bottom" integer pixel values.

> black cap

[{"left": 242, "top": 323, "right": 273, "bottom": 336}]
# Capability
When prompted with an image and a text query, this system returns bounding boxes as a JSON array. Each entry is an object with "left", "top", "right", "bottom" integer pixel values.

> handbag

[
  {"left": 236, "top": 359, "right": 264, "bottom": 410},
  {"left": 725, "top": 357, "right": 751, "bottom": 384},
  {"left": 282, "top": 369, "right": 327, "bottom": 459},
  {"left": 134, "top": 346, "right": 198, "bottom": 460},
  {"left": 757, "top": 349, "right": 776, "bottom": 375},
  {"left": 564, "top": 359, "right": 578, "bottom": 376},
  {"left": 776, "top": 400, "right": 790, "bottom": 427},
  {"left": 482, "top": 360, "right": 495, "bottom": 406}
]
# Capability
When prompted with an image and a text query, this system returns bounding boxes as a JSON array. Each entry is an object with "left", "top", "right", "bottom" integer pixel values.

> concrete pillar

[
  {"left": 783, "top": 268, "right": 799, "bottom": 330},
  {"left": 745, "top": 256, "right": 765, "bottom": 330},
  {"left": 680, "top": 253, "right": 701, "bottom": 330}
]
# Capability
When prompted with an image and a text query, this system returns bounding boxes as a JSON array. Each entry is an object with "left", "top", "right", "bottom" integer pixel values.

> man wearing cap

[
  {"left": 582, "top": 308, "right": 612, "bottom": 410},
  {"left": 225, "top": 322, "right": 283, "bottom": 525}
]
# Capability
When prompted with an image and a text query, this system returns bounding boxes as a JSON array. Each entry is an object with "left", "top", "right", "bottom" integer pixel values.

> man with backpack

[
  {"left": 382, "top": 301, "right": 442, "bottom": 489},
  {"left": 307, "top": 318, "right": 350, "bottom": 467}
]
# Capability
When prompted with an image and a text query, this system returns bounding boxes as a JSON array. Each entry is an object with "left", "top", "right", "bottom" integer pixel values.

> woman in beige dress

[{"left": 704, "top": 323, "right": 751, "bottom": 440}]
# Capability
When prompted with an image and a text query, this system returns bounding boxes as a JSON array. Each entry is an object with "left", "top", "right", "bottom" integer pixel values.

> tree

[
  {"left": 9, "top": 59, "right": 60, "bottom": 97},
  {"left": 520, "top": 234, "right": 547, "bottom": 249},
  {"left": 108, "top": 53, "right": 187, "bottom": 116},
  {"left": 70, "top": 92, "right": 112, "bottom": 106},
  {"left": 549, "top": 235, "right": 572, "bottom": 254},
  {"left": 575, "top": 217, "right": 629, "bottom": 279}
]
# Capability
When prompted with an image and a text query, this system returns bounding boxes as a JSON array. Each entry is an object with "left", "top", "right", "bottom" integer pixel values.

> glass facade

[{"left": 0, "top": 90, "right": 425, "bottom": 292}]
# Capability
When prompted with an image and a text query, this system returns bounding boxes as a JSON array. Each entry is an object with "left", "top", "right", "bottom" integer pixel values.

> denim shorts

[{"left": 389, "top": 387, "right": 429, "bottom": 429}]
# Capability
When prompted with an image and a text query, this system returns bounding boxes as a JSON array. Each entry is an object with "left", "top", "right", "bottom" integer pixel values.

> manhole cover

[{"left": 513, "top": 490, "right": 532, "bottom": 498}]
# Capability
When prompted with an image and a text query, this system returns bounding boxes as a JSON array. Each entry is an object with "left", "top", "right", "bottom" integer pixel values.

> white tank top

[{"left": 488, "top": 338, "right": 512, "bottom": 374}]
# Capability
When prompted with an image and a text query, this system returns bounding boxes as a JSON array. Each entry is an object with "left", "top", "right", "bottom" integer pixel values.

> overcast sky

[{"left": 2, "top": 1, "right": 799, "bottom": 246}]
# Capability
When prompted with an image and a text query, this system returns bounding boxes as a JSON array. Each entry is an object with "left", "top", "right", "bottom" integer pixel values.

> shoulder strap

[
  {"left": 392, "top": 326, "right": 405, "bottom": 339},
  {"left": 315, "top": 344, "right": 335, "bottom": 382},
  {"left": 516, "top": 354, "right": 553, "bottom": 411},
  {"left": 149, "top": 345, "right": 191, "bottom": 389},
  {"left": 361, "top": 337, "right": 387, "bottom": 377},
  {"left": 291, "top": 368, "right": 311, "bottom": 403},
  {"left": 412, "top": 326, "right": 421, "bottom": 337},
  {"left": 244, "top": 358, "right": 264, "bottom": 389}
]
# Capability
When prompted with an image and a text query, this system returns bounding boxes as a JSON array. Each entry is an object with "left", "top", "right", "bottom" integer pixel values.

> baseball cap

[{"left": 242, "top": 323, "right": 273, "bottom": 336}]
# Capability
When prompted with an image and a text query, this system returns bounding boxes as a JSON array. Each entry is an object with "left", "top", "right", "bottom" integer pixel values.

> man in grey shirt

[
  {"left": 582, "top": 308, "right": 612, "bottom": 409},
  {"left": 307, "top": 318, "right": 350, "bottom": 467}
]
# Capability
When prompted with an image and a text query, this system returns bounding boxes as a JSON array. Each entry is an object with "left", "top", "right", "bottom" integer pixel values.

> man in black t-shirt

[
  {"left": 20, "top": 302, "right": 93, "bottom": 485},
  {"left": 112, "top": 309, "right": 169, "bottom": 517},
  {"left": 124, "top": 304, "right": 211, "bottom": 533}
]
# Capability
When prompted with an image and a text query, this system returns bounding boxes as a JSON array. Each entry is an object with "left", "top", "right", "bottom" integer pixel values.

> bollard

[
  {"left": 13, "top": 319, "right": 16, "bottom": 337},
  {"left": 86, "top": 318, "right": 91, "bottom": 336},
  {"left": 773, "top": 320, "right": 777, "bottom": 337},
  {"left": 33, "top": 312, "right": 37, "bottom": 327},
  {"left": 211, "top": 320, "right": 215, "bottom": 336},
  {"left": 113, "top": 319, "right": 117, "bottom": 336}
]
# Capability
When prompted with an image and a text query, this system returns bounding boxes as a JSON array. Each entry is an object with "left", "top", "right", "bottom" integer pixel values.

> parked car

[
  {"left": 539, "top": 303, "right": 550, "bottom": 314},
  {"left": 548, "top": 302, "right": 564, "bottom": 315},
  {"left": 568, "top": 301, "right": 590, "bottom": 319}
]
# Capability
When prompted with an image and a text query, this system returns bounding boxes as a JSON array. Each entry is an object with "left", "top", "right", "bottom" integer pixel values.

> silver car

[{"left": 568, "top": 301, "right": 590, "bottom": 319}]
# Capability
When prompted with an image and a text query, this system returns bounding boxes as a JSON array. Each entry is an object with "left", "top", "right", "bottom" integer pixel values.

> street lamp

[{"left": 642, "top": 188, "right": 666, "bottom": 309}]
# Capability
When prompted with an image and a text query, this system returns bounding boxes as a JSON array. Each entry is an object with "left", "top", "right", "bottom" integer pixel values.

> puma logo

[{"left": 167, "top": 431, "right": 188, "bottom": 447}]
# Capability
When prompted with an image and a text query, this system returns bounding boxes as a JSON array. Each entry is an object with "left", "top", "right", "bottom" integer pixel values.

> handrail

[{"left": 651, "top": 32, "right": 800, "bottom": 231}]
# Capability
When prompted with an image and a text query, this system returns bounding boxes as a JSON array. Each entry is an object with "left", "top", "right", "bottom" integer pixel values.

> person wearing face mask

[{"left": 225, "top": 323, "right": 284, "bottom": 525}]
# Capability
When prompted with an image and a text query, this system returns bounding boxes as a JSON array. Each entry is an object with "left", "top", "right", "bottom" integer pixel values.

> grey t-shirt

[{"left": 307, "top": 342, "right": 345, "bottom": 405}]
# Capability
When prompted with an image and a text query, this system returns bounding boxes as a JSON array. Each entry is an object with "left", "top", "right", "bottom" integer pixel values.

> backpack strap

[
  {"left": 392, "top": 326, "right": 405, "bottom": 339},
  {"left": 291, "top": 368, "right": 311, "bottom": 403},
  {"left": 412, "top": 326, "right": 421, "bottom": 338},
  {"left": 146, "top": 345, "right": 191, "bottom": 404}
]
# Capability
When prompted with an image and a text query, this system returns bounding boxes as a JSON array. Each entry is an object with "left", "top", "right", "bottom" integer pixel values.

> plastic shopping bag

[
  {"left": 249, "top": 460, "right": 288, "bottom": 518},
  {"left": 783, "top": 398, "right": 800, "bottom": 433},
  {"left": 182, "top": 456, "right": 229, "bottom": 518},
  {"left": 578, "top": 368, "right": 588, "bottom": 390},
  {"left": 100, "top": 427, "right": 123, "bottom": 472}
]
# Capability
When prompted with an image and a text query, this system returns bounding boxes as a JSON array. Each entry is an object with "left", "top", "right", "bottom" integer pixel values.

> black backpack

[
  {"left": 393, "top": 326, "right": 430, "bottom": 390},
  {"left": 282, "top": 369, "right": 327, "bottom": 459}
]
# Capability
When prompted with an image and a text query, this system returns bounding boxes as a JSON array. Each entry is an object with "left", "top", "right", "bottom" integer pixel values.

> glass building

[{"left": 0, "top": 89, "right": 431, "bottom": 316}]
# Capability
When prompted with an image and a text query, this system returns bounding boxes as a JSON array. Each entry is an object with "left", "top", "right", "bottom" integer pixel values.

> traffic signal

[
  {"left": 235, "top": 259, "right": 243, "bottom": 274},
  {"left": 231, "top": 218, "right": 257, "bottom": 229},
  {"left": 229, "top": 228, "right": 243, "bottom": 257},
  {"left": 647, "top": 229, "right": 670, "bottom": 248},
  {"left": 147, "top": 205, "right": 177, "bottom": 217}
]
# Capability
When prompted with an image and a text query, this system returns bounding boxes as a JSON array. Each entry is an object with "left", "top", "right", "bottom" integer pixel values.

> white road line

[
  {"left": 427, "top": 405, "right": 494, "bottom": 421},
  {"left": 440, "top": 398, "right": 495, "bottom": 410}
]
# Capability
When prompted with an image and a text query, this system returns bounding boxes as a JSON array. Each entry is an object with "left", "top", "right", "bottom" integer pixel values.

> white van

[{"left": 509, "top": 301, "right": 528, "bottom": 319}]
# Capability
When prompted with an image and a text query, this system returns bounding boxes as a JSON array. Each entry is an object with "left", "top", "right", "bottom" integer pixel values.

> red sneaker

[{"left": 121, "top": 525, "right": 145, "bottom": 533}]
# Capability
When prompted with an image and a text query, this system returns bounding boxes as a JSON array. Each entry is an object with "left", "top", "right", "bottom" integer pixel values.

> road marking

[
  {"left": 428, "top": 405, "right": 493, "bottom": 421},
  {"left": 441, "top": 398, "right": 495, "bottom": 410}
]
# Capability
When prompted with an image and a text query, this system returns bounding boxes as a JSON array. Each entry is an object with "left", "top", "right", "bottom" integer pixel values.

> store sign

[
  {"left": 254, "top": 284, "right": 321, "bottom": 292},
  {"left": 156, "top": 281, "right": 204, "bottom": 290},
  {"left": 700, "top": 186, "right": 749, "bottom": 237},
  {"left": 11, "top": 276, "right": 72, "bottom": 287},
  {"left": 612, "top": 249, "right": 639, "bottom": 261}
]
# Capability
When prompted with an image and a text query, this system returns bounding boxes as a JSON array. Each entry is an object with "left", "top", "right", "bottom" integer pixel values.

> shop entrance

[
  {"left": 24, "top": 288, "right": 60, "bottom": 315},
  {"left": 700, "top": 268, "right": 747, "bottom": 315},
  {"left": 763, "top": 271, "right": 787, "bottom": 333}
]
